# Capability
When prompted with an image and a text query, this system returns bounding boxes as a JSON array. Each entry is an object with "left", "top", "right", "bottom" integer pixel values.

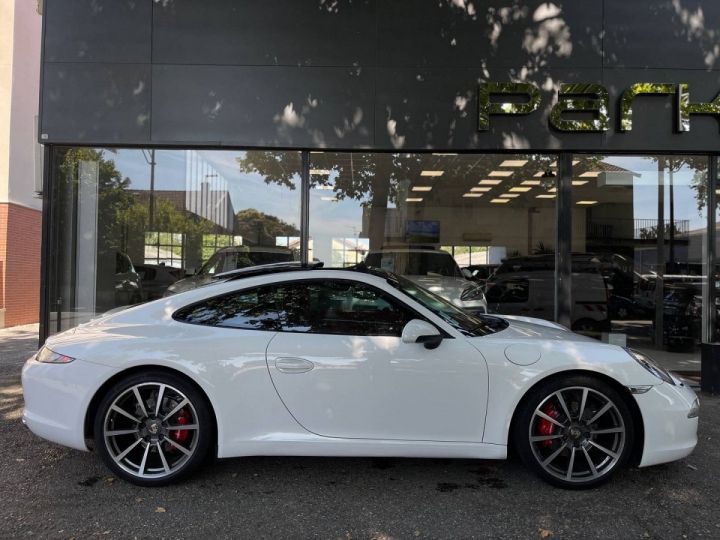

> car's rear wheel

[
  {"left": 93, "top": 371, "right": 212, "bottom": 486},
  {"left": 513, "top": 375, "right": 635, "bottom": 489}
]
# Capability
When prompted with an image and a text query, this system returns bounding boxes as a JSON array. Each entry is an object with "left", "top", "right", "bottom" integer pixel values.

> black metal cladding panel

[
  {"left": 41, "top": 63, "right": 151, "bottom": 143},
  {"left": 601, "top": 68, "right": 720, "bottom": 152},
  {"left": 43, "top": 0, "right": 151, "bottom": 63},
  {"left": 605, "top": 0, "right": 720, "bottom": 70},
  {"left": 151, "top": 65, "right": 373, "bottom": 148},
  {"left": 373, "top": 67, "right": 604, "bottom": 151},
  {"left": 152, "top": 0, "right": 376, "bottom": 67},
  {"left": 377, "top": 1, "right": 603, "bottom": 69}
]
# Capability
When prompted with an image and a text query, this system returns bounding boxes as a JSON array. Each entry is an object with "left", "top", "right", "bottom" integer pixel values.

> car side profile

[{"left": 22, "top": 264, "right": 698, "bottom": 488}]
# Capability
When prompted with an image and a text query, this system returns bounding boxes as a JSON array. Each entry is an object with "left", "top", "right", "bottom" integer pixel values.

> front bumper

[
  {"left": 22, "top": 355, "right": 119, "bottom": 451},
  {"left": 635, "top": 380, "right": 699, "bottom": 467}
]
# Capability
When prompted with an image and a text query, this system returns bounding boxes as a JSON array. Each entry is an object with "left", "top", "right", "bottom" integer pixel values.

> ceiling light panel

[
  {"left": 420, "top": 170, "right": 444, "bottom": 177},
  {"left": 488, "top": 170, "right": 514, "bottom": 177},
  {"left": 499, "top": 160, "right": 528, "bottom": 167},
  {"left": 412, "top": 186, "right": 433, "bottom": 192},
  {"left": 509, "top": 187, "right": 532, "bottom": 192},
  {"left": 478, "top": 179, "right": 503, "bottom": 185}
]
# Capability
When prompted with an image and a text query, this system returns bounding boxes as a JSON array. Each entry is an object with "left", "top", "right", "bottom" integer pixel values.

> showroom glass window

[
  {"left": 570, "top": 155, "right": 708, "bottom": 366},
  {"left": 308, "top": 152, "right": 558, "bottom": 322},
  {"left": 47, "top": 148, "right": 301, "bottom": 334}
]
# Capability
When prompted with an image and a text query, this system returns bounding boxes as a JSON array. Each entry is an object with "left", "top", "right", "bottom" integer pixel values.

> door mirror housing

[
  {"left": 401, "top": 319, "right": 443, "bottom": 349},
  {"left": 461, "top": 268, "right": 473, "bottom": 280}
]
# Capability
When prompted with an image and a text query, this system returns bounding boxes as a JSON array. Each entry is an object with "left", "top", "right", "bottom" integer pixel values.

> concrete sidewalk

[{"left": 0, "top": 323, "right": 38, "bottom": 363}]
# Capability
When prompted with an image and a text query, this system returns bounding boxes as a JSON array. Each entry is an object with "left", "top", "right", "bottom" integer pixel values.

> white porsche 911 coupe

[{"left": 22, "top": 263, "right": 699, "bottom": 488}]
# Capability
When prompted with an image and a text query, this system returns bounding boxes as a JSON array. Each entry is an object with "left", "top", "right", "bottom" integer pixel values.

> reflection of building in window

[
  {"left": 145, "top": 232, "right": 185, "bottom": 268},
  {"left": 202, "top": 234, "right": 243, "bottom": 262},
  {"left": 276, "top": 236, "right": 302, "bottom": 258},
  {"left": 331, "top": 237, "right": 370, "bottom": 267},
  {"left": 441, "top": 246, "right": 488, "bottom": 266},
  {"left": 185, "top": 151, "right": 235, "bottom": 231}
]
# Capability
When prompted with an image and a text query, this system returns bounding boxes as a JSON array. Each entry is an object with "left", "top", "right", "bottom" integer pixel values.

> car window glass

[
  {"left": 486, "top": 279, "right": 529, "bottom": 304},
  {"left": 279, "top": 280, "right": 413, "bottom": 336},
  {"left": 365, "top": 251, "right": 460, "bottom": 277},
  {"left": 173, "top": 286, "right": 282, "bottom": 330},
  {"left": 201, "top": 253, "right": 222, "bottom": 276}
]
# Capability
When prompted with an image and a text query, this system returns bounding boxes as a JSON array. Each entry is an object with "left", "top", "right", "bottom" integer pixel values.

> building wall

[
  {"left": 38, "top": 0, "right": 720, "bottom": 153},
  {"left": 0, "top": 203, "right": 41, "bottom": 327},
  {"left": 0, "top": 0, "right": 42, "bottom": 328}
]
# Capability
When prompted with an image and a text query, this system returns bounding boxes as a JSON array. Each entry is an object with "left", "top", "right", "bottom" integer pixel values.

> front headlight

[
  {"left": 36, "top": 346, "right": 75, "bottom": 364},
  {"left": 624, "top": 347, "right": 675, "bottom": 385},
  {"left": 461, "top": 286, "right": 486, "bottom": 302}
]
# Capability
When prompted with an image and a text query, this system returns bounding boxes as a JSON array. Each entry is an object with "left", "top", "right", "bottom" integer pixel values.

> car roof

[
  {"left": 213, "top": 261, "right": 396, "bottom": 283},
  {"left": 366, "top": 248, "right": 451, "bottom": 254},
  {"left": 214, "top": 246, "right": 293, "bottom": 254}
]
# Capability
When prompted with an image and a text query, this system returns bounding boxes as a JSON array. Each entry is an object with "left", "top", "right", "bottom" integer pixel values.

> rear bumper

[
  {"left": 635, "top": 381, "right": 698, "bottom": 467},
  {"left": 21, "top": 355, "right": 119, "bottom": 451}
]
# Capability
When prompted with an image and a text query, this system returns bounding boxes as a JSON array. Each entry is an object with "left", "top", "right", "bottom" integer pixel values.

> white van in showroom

[{"left": 485, "top": 254, "right": 610, "bottom": 335}]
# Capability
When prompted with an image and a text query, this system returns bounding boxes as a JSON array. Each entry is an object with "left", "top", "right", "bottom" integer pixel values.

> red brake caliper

[
  {"left": 537, "top": 403, "right": 559, "bottom": 447},
  {"left": 170, "top": 409, "right": 190, "bottom": 444}
]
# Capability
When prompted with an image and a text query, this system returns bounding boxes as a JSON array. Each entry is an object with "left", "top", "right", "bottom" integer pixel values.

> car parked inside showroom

[
  {"left": 22, "top": 263, "right": 698, "bottom": 489},
  {"left": 364, "top": 248, "right": 488, "bottom": 314}
]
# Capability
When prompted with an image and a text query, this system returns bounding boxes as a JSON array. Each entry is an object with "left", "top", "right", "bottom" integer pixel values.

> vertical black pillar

[
  {"left": 300, "top": 151, "right": 310, "bottom": 265},
  {"left": 703, "top": 156, "right": 717, "bottom": 344},
  {"left": 702, "top": 156, "right": 720, "bottom": 393},
  {"left": 555, "top": 153, "right": 573, "bottom": 328},
  {"left": 38, "top": 145, "right": 53, "bottom": 346},
  {"left": 654, "top": 159, "right": 665, "bottom": 348}
]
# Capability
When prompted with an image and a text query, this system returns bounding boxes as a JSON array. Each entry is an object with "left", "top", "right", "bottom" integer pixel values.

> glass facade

[
  {"left": 48, "top": 148, "right": 301, "bottom": 332},
  {"left": 44, "top": 147, "right": 717, "bottom": 370}
]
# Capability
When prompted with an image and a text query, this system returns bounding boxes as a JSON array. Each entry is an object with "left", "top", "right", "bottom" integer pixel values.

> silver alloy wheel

[
  {"left": 528, "top": 386, "right": 626, "bottom": 483},
  {"left": 103, "top": 382, "right": 200, "bottom": 480}
]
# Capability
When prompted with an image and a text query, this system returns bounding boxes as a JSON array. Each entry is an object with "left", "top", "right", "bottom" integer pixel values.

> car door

[{"left": 265, "top": 278, "right": 489, "bottom": 442}]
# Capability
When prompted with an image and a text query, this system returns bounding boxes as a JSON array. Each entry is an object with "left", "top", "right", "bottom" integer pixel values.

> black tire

[
  {"left": 512, "top": 374, "right": 635, "bottom": 489},
  {"left": 93, "top": 370, "right": 213, "bottom": 487}
]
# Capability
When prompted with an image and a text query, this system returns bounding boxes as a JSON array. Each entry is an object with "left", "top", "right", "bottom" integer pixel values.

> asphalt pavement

[{"left": 1, "top": 325, "right": 720, "bottom": 539}]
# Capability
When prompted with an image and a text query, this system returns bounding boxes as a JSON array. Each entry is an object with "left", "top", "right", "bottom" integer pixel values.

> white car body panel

[
  {"left": 22, "top": 270, "right": 697, "bottom": 470},
  {"left": 267, "top": 332, "right": 488, "bottom": 441}
]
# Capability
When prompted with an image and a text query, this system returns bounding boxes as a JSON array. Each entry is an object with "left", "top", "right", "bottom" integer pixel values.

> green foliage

[{"left": 234, "top": 208, "right": 299, "bottom": 246}]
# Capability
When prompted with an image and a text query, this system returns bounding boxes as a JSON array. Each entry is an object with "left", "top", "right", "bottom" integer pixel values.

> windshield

[
  {"left": 200, "top": 250, "right": 294, "bottom": 276},
  {"left": 392, "top": 274, "right": 507, "bottom": 337},
  {"left": 365, "top": 251, "right": 461, "bottom": 277}
]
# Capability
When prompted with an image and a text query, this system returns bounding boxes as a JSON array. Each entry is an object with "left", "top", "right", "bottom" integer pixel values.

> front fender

[{"left": 472, "top": 339, "right": 660, "bottom": 446}]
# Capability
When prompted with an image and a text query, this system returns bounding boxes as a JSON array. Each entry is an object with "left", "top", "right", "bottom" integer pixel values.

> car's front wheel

[
  {"left": 94, "top": 371, "right": 212, "bottom": 486},
  {"left": 513, "top": 375, "right": 635, "bottom": 489}
]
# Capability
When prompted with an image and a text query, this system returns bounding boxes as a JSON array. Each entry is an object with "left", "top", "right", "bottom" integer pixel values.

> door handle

[{"left": 275, "top": 357, "right": 315, "bottom": 374}]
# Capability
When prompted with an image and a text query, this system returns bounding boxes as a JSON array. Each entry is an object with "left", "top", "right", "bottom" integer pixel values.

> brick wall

[{"left": 0, "top": 202, "right": 41, "bottom": 327}]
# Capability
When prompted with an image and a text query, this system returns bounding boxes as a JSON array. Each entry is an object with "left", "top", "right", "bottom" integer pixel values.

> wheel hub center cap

[
  {"left": 148, "top": 422, "right": 159, "bottom": 435},
  {"left": 569, "top": 427, "right": 582, "bottom": 440}
]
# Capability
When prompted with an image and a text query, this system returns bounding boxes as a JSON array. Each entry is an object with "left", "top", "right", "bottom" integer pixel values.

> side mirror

[
  {"left": 185, "top": 267, "right": 196, "bottom": 277},
  {"left": 461, "top": 268, "right": 473, "bottom": 280},
  {"left": 401, "top": 319, "right": 443, "bottom": 349}
]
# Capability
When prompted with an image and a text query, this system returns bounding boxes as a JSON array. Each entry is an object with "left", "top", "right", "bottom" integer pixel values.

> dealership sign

[{"left": 478, "top": 82, "right": 720, "bottom": 133}]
